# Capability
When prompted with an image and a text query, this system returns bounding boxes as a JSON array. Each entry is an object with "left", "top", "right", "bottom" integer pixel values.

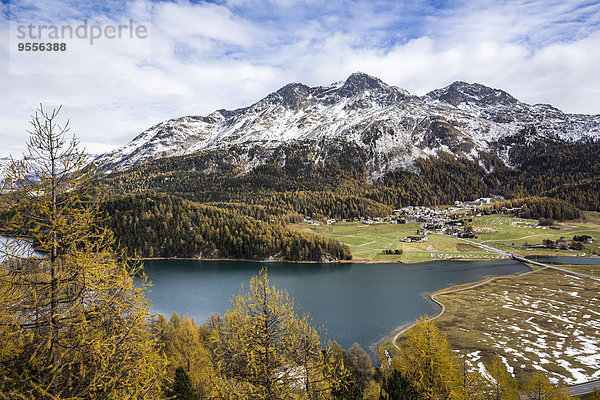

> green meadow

[
  {"left": 470, "top": 213, "right": 600, "bottom": 257},
  {"left": 289, "top": 211, "right": 600, "bottom": 262},
  {"left": 289, "top": 221, "right": 502, "bottom": 262}
]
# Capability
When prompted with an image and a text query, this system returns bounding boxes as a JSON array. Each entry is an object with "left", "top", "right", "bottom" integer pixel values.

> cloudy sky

[{"left": 1, "top": 0, "right": 599, "bottom": 157}]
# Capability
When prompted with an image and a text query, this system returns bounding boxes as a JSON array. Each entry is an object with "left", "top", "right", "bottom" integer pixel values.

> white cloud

[
  {"left": 1, "top": 0, "right": 599, "bottom": 158},
  {"left": 152, "top": 1, "right": 259, "bottom": 48}
]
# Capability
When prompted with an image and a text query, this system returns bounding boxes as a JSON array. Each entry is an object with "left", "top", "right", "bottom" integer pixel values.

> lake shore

[
  {"left": 142, "top": 258, "right": 531, "bottom": 365},
  {"left": 138, "top": 256, "right": 499, "bottom": 264},
  {"left": 374, "top": 268, "right": 534, "bottom": 367},
  {"left": 138, "top": 253, "right": 599, "bottom": 265}
]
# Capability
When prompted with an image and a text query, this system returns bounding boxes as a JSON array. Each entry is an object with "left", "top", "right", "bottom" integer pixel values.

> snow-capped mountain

[
  {"left": 423, "top": 81, "right": 600, "bottom": 143},
  {"left": 95, "top": 73, "right": 600, "bottom": 177}
]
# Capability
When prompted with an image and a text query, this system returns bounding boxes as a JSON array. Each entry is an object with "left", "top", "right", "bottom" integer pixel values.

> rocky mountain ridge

[{"left": 95, "top": 73, "right": 600, "bottom": 179}]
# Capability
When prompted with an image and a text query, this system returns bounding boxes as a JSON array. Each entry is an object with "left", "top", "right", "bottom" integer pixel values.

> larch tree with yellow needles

[
  {"left": 208, "top": 268, "right": 347, "bottom": 399},
  {"left": 392, "top": 316, "right": 463, "bottom": 400},
  {"left": 0, "top": 105, "right": 166, "bottom": 399}
]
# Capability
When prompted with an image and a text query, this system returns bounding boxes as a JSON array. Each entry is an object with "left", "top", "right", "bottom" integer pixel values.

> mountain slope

[
  {"left": 101, "top": 193, "right": 351, "bottom": 261},
  {"left": 95, "top": 73, "right": 600, "bottom": 179},
  {"left": 423, "top": 81, "right": 600, "bottom": 143}
]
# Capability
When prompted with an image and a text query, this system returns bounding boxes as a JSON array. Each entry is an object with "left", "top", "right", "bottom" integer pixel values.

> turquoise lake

[{"left": 142, "top": 259, "right": 530, "bottom": 358}]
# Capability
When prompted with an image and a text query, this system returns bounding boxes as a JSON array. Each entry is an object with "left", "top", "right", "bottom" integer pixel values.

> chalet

[
  {"left": 402, "top": 236, "right": 428, "bottom": 243},
  {"left": 556, "top": 237, "right": 568, "bottom": 249},
  {"left": 542, "top": 239, "right": 556, "bottom": 248}
]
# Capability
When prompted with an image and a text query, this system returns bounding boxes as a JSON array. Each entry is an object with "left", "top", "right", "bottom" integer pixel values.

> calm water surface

[{"left": 142, "top": 259, "right": 529, "bottom": 357}]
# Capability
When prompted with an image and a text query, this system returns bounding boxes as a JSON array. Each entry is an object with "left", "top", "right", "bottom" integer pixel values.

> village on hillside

[{"left": 303, "top": 197, "right": 503, "bottom": 241}]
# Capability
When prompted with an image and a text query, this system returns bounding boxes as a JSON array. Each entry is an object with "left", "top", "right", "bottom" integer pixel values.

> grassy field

[
  {"left": 469, "top": 213, "right": 600, "bottom": 257},
  {"left": 582, "top": 211, "right": 600, "bottom": 224},
  {"left": 559, "top": 264, "right": 600, "bottom": 278},
  {"left": 428, "top": 268, "right": 600, "bottom": 385},
  {"left": 289, "top": 212, "right": 600, "bottom": 262},
  {"left": 289, "top": 222, "right": 504, "bottom": 262},
  {"left": 380, "top": 268, "right": 600, "bottom": 385}
]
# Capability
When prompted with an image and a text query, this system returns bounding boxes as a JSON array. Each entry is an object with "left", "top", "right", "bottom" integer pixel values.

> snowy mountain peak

[
  {"left": 270, "top": 83, "right": 312, "bottom": 110},
  {"left": 342, "top": 72, "right": 408, "bottom": 97},
  {"left": 95, "top": 74, "right": 600, "bottom": 176},
  {"left": 424, "top": 81, "right": 518, "bottom": 107},
  {"left": 341, "top": 72, "right": 386, "bottom": 91}
]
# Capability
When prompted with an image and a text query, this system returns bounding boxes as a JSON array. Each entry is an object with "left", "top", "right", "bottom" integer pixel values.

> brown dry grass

[{"left": 434, "top": 269, "right": 600, "bottom": 385}]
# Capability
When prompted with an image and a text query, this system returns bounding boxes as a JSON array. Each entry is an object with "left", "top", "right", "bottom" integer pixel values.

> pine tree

[
  {"left": 172, "top": 367, "right": 201, "bottom": 400},
  {"left": 522, "top": 371, "right": 572, "bottom": 400},
  {"left": 152, "top": 313, "right": 213, "bottom": 398},
  {"left": 379, "top": 369, "right": 420, "bottom": 400},
  {"left": 484, "top": 355, "right": 519, "bottom": 400}
]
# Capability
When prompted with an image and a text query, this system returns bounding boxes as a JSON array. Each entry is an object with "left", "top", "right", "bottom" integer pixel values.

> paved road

[
  {"left": 568, "top": 379, "right": 600, "bottom": 396},
  {"left": 511, "top": 253, "right": 600, "bottom": 280},
  {"left": 451, "top": 234, "right": 600, "bottom": 281},
  {"left": 451, "top": 236, "right": 513, "bottom": 257}
]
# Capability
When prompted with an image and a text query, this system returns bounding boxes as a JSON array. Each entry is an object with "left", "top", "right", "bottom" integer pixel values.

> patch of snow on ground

[
  {"left": 499, "top": 355, "right": 514, "bottom": 375},
  {"left": 557, "top": 360, "right": 589, "bottom": 384},
  {"left": 478, "top": 362, "right": 494, "bottom": 382}
]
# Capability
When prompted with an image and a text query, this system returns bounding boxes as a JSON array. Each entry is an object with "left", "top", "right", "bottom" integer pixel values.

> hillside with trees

[
  {"left": 99, "top": 137, "right": 600, "bottom": 221},
  {"left": 101, "top": 193, "right": 352, "bottom": 261},
  {"left": 493, "top": 196, "right": 582, "bottom": 221}
]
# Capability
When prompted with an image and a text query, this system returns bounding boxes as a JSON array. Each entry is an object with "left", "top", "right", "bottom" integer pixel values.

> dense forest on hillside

[
  {"left": 100, "top": 137, "right": 600, "bottom": 219},
  {"left": 543, "top": 178, "right": 600, "bottom": 211},
  {"left": 496, "top": 138, "right": 600, "bottom": 203},
  {"left": 493, "top": 196, "right": 582, "bottom": 221},
  {"left": 101, "top": 193, "right": 351, "bottom": 261}
]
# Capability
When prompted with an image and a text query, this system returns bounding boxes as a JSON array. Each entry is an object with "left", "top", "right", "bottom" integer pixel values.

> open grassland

[
  {"left": 289, "top": 211, "right": 600, "bottom": 263},
  {"left": 432, "top": 269, "right": 600, "bottom": 385},
  {"left": 288, "top": 222, "right": 504, "bottom": 262},
  {"left": 559, "top": 265, "right": 600, "bottom": 278},
  {"left": 470, "top": 213, "right": 600, "bottom": 257}
]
